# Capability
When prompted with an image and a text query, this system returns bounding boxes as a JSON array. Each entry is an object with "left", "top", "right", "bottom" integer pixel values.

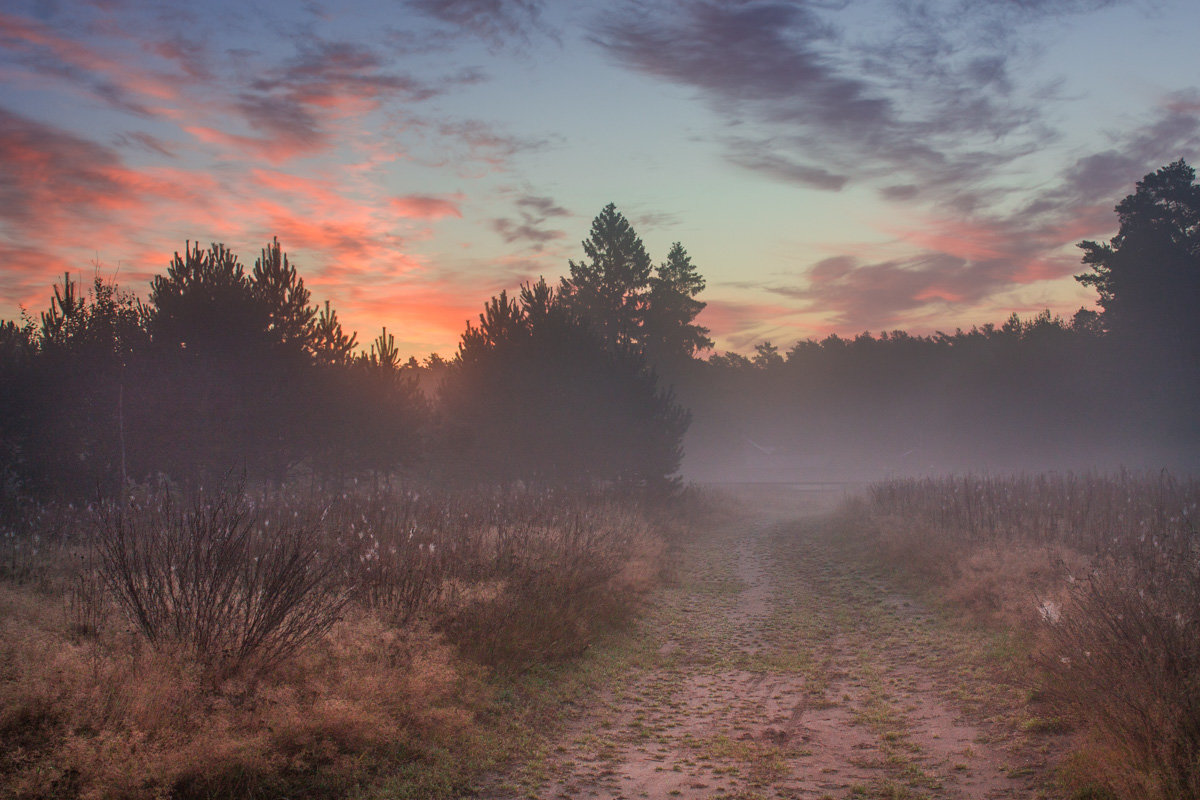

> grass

[
  {"left": 846, "top": 471, "right": 1200, "bottom": 800},
  {"left": 0, "top": 480, "right": 683, "bottom": 799}
]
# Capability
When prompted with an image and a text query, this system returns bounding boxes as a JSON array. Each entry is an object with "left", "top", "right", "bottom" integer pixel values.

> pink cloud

[
  {"left": 182, "top": 121, "right": 328, "bottom": 164},
  {"left": 699, "top": 298, "right": 802, "bottom": 351},
  {"left": 0, "top": 12, "right": 183, "bottom": 111},
  {"left": 391, "top": 194, "right": 463, "bottom": 220},
  {"left": 885, "top": 215, "right": 1009, "bottom": 262}
]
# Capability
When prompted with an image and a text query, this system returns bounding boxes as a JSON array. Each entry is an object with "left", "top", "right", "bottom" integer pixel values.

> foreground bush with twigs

[
  {"left": 860, "top": 472, "right": 1200, "bottom": 800},
  {"left": 94, "top": 484, "right": 350, "bottom": 680},
  {"left": 0, "top": 482, "right": 670, "bottom": 799}
]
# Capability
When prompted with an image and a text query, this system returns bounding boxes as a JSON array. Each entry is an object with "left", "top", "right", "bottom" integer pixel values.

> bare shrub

[
  {"left": 1039, "top": 554, "right": 1200, "bottom": 800},
  {"left": 323, "top": 488, "right": 463, "bottom": 622},
  {"left": 317, "top": 485, "right": 661, "bottom": 667},
  {"left": 93, "top": 483, "right": 349, "bottom": 679}
]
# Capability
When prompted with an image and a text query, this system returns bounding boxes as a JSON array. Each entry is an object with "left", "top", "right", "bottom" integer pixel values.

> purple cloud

[
  {"left": 729, "top": 95, "right": 1200, "bottom": 332},
  {"left": 407, "top": 0, "right": 546, "bottom": 44},
  {"left": 435, "top": 119, "right": 553, "bottom": 168},
  {"left": 590, "top": 0, "right": 1134, "bottom": 193},
  {"left": 490, "top": 192, "right": 570, "bottom": 249},
  {"left": 724, "top": 143, "right": 848, "bottom": 191},
  {"left": 516, "top": 194, "right": 569, "bottom": 218}
]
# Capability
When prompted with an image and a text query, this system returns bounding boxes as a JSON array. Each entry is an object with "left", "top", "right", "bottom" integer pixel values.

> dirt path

[{"left": 482, "top": 489, "right": 1064, "bottom": 799}]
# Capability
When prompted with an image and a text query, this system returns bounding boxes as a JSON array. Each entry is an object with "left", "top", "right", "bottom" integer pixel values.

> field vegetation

[
  {"left": 850, "top": 471, "right": 1200, "bottom": 800},
  {"left": 0, "top": 204, "right": 707, "bottom": 799},
  {"left": 0, "top": 481, "right": 676, "bottom": 799},
  {"left": 1, "top": 162, "right": 1197, "bottom": 799}
]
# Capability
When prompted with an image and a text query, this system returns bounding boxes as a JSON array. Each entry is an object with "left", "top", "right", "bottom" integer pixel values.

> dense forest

[{"left": 2, "top": 162, "right": 1199, "bottom": 501}]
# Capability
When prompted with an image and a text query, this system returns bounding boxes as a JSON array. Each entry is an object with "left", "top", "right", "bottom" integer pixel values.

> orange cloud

[
  {"left": 183, "top": 124, "right": 326, "bottom": 164},
  {"left": 912, "top": 286, "right": 967, "bottom": 302}
]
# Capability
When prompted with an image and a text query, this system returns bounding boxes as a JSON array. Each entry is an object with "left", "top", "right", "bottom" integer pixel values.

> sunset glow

[{"left": 3, "top": 0, "right": 1199, "bottom": 356}]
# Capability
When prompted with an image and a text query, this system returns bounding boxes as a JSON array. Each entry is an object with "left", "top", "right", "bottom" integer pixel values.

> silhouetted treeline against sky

[
  {"left": 2, "top": 163, "right": 1198, "bottom": 500},
  {"left": 679, "top": 161, "right": 1200, "bottom": 480},
  {"left": 676, "top": 311, "right": 1191, "bottom": 480},
  {"left": 0, "top": 204, "right": 705, "bottom": 500}
]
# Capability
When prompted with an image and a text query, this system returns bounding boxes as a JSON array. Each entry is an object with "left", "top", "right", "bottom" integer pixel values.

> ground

[{"left": 477, "top": 486, "right": 1068, "bottom": 800}]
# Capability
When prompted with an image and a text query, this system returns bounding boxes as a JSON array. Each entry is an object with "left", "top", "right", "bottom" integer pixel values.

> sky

[{"left": 2, "top": 0, "right": 1199, "bottom": 358}]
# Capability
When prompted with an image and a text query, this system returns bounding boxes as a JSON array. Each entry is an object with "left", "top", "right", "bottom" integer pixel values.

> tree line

[
  {"left": 0, "top": 205, "right": 708, "bottom": 500},
  {"left": 680, "top": 160, "right": 1200, "bottom": 477},
  {"left": 2, "top": 162, "right": 1198, "bottom": 499}
]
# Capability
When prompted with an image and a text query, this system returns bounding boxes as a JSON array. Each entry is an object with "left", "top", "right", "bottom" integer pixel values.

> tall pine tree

[
  {"left": 644, "top": 242, "right": 712, "bottom": 365},
  {"left": 559, "top": 203, "right": 652, "bottom": 352}
]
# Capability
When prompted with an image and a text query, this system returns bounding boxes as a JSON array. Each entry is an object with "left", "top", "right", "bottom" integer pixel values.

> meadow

[
  {"left": 3, "top": 471, "right": 1197, "bottom": 800},
  {"left": 0, "top": 480, "right": 674, "bottom": 799},
  {"left": 851, "top": 471, "right": 1200, "bottom": 800}
]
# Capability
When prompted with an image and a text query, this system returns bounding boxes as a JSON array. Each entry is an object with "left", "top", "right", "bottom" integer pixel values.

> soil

[{"left": 479, "top": 487, "right": 1068, "bottom": 799}]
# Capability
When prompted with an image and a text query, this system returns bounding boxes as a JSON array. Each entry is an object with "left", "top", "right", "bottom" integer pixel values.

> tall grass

[
  {"left": 868, "top": 471, "right": 1197, "bottom": 557},
  {"left": 0, "top": 481, "right": 668, "bottom": 799},
  {"left": 863, "top": 472, "right": 1200, "bottom": 800}
]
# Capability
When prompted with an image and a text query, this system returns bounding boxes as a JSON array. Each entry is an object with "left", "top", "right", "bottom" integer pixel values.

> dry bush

[
  {"left": 324, "top": 485, "right": 665, "bottom": 668},
  {"left": 941, "top": 542, "right": 1091, "bottom": 628},
  {"left": 1, "top": 595, "right": 484, "bottom": 799},
  {"left": 92, "top": 483, "right": 350, "bottom": 680},
  {"left": 437, "top": 496, "right": 655, "bottom": 667},
  {"left": 325, "top": 489, "right": 449, "bottom": 618},
  {"left": 1039, "top": 555, "right": 1200, "bottom": 800}
]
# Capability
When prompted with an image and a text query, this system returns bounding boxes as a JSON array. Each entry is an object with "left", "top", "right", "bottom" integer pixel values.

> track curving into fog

[{"left": 481, "top": 487, "right": 1064, "bottom": 799}]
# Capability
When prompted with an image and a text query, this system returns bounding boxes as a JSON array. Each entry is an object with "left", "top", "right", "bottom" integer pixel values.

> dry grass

[
  {"left": 854, "top": 472, "right": 1200, "bottom": 800},
  {"left": 0, "top": 482, "right": 672, "bottom": 799},
  {"left": 1, "top": 600, "right": 482, "bottom": 798}
]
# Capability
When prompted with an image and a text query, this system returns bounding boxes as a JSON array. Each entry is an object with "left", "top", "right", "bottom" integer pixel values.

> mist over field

[
  {"left": 3, "top": 1, "right": 1200, "bottom": 797},
  {"left": 678, "top": 349, "right": 1200, "bottom": 484},
  {"left": 1, "top": 163, "right": 1198, "bottom": 800}
]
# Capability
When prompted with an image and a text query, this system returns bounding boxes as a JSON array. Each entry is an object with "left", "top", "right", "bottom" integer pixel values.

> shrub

[
  {"left": 1039, "top": 554, "right": 1200, "bottom": 800},
  {"left": 2, "top": 481, "right": 670, "bottom": 798},
  {"left": 436, "top": 495, "right": 649, "bottom": 666},
  {"left": 93, "top": 483, "right": 349, "bottom": 680}
]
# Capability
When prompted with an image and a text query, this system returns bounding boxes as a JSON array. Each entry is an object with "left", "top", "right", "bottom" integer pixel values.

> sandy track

[{"left": 480, "top": 490, "right": 1063, "bottom": 799}]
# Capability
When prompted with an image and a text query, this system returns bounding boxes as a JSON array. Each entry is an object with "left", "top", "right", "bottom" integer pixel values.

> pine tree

[
  {"left": 559, "top": 203, "right": 652, "bottom": 352},
  {"left": 644, "top": 242, "right": 712, "bottom": 364},
  {"left": 312, "top": 300, "right": 358, "bottom": 366},
  {"left": 441, "top": 277, "right": 690, "bottom": 489},
  {"left": 1077, "top": 159, "right": 1200, "bottom": 355},
  {"left": 253, "top": 237, "right": 315, "bottom": 348}
]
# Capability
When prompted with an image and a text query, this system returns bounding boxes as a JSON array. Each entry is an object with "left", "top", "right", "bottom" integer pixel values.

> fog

[{"left": 667, "top": 326, "right": 1200, "bottom": 485}]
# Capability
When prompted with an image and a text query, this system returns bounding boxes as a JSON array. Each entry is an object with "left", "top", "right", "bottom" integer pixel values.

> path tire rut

[{"left": 480, "top": 490, "right": 1065, "bottom": 800}]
